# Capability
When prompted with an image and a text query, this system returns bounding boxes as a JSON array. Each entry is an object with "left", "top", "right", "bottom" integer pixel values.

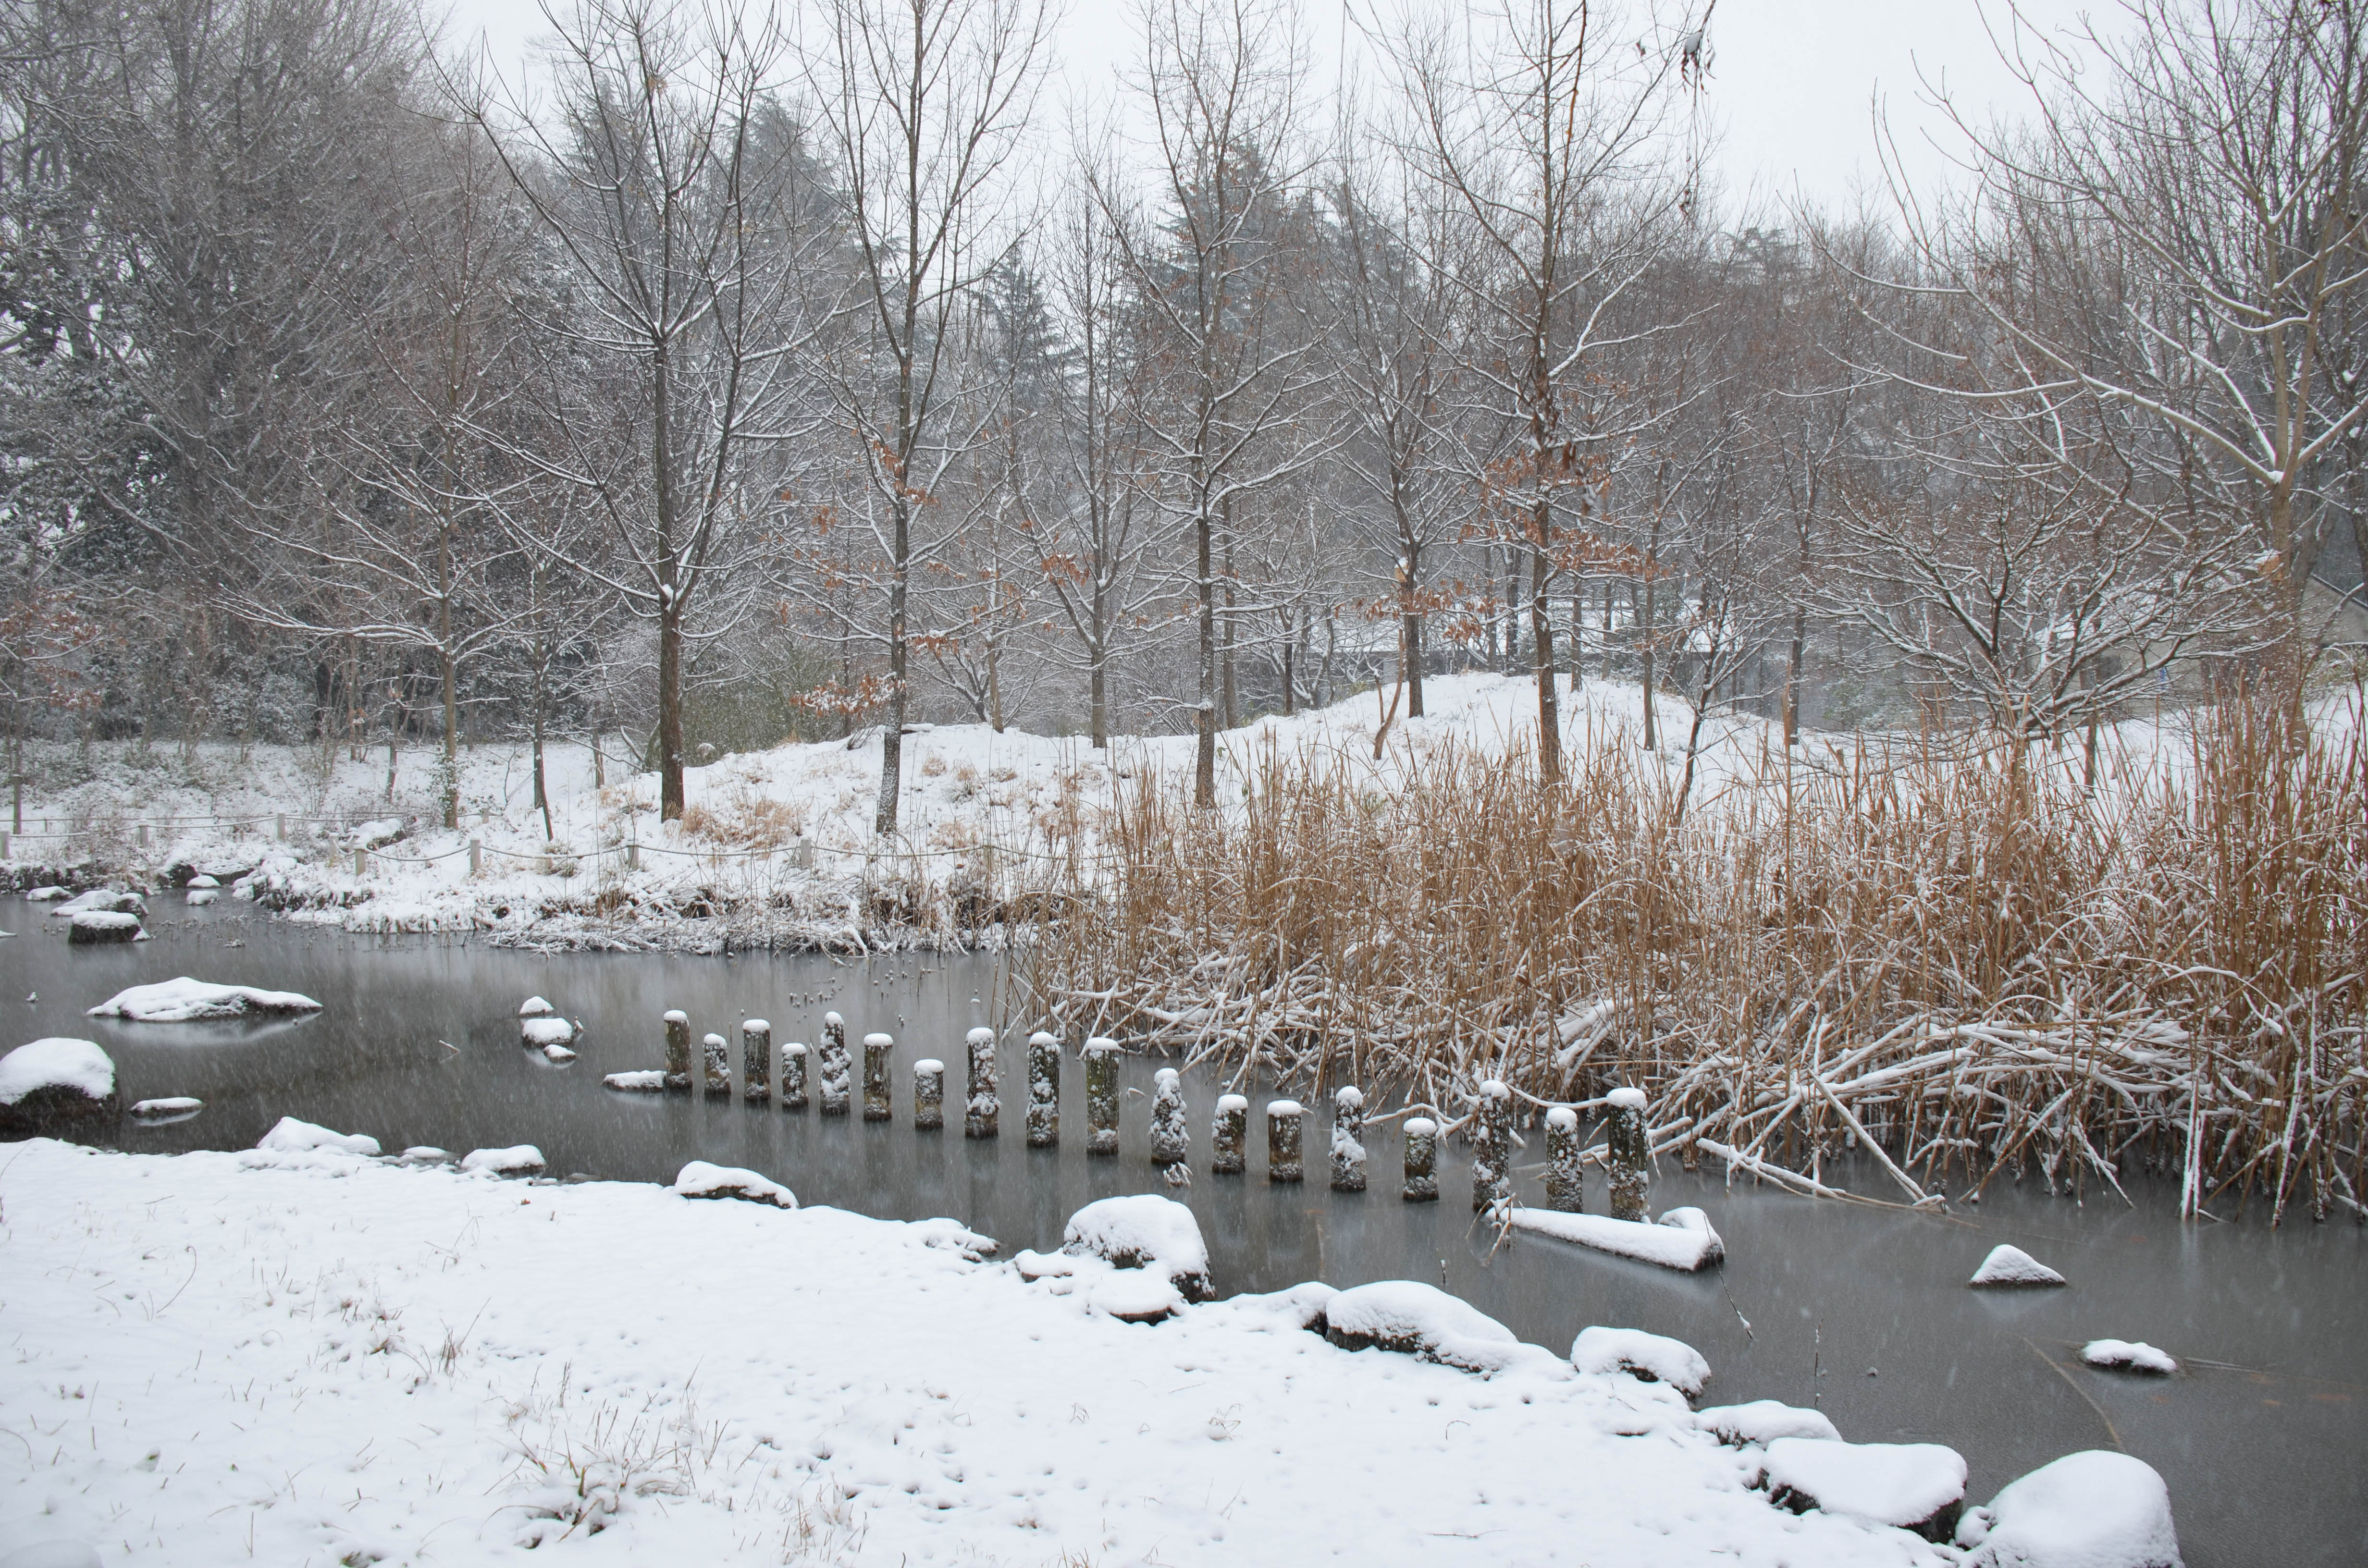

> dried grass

[{"left": 1021, "top": 688, "right": 2368, "bottom": 1222}]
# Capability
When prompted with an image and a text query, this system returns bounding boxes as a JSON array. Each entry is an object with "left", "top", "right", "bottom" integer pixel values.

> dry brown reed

[{"left": 1020, "top": 689, "right": 2367, "bottom": 1223}]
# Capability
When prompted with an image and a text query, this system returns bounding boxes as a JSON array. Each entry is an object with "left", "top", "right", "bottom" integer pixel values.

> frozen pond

[{"left": 2, "top": 894, "right": 2361, "bottom": 1567}]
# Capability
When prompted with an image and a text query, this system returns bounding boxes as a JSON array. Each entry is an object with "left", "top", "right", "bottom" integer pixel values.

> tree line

[{"left": 4, "top": 0, "right": 2363, "bottom": 830}]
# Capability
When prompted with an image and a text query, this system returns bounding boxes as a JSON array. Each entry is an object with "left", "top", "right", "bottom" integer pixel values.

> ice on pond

[
  {"left": 88, "top": 978, "right": 323, "bottom": 1023},
  {"left": 1957, "top": 1449, "right": 2183, "bottom": 1568},
  {"left": 1970, "top": 1244, "right": 2068, "bottom": 1288},
  {"left": 672, "top": 1161, "right": 796, "bottom": 1208},
  {"left": 1570, "top": 1325, "right": 1712, "bottom": 1401}
]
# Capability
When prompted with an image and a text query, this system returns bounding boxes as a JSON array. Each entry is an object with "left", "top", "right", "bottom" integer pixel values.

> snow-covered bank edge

[{"left": 0, "top": 1136, "right": 2152, "bottom": 1568}]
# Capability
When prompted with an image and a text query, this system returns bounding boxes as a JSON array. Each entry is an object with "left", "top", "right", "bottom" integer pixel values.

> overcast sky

[{"left": 434, "top": 0, "right": 2114, "bottom": 221}]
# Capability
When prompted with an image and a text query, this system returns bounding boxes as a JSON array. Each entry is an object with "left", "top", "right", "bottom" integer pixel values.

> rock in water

[
  {"left": 672, "top": 1160, "right": 797, "bottom": 1208},
  {"left": 1969, "top": 1244, "right": 2068, "bottom": 1288},
  {"left": 1956, "top": 1450, "right": 2183, "bottom": 1568},
  {"left": 0, "top": 1038, "right": 119, "bottom": 1133},
  {"left": 518, "top": 995, "right": 556, "bottom": 1017},
  {"left": 89, "top": 978, "right": 324, "bottom": 1022},
  {"left": 67, "top": 910, "right": 143, "bottom": 944},
  {"left": 2081, "top": 1339, "right": 2177, "bottom": 1375},
  {"left": 1761, "top": 1437, "right": 1969, "bottom": 1543}
]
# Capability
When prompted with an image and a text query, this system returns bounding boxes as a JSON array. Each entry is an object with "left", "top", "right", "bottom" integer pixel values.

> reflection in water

[{"left": 1, "top": 895, "right": 2361, "bottom": 1568}]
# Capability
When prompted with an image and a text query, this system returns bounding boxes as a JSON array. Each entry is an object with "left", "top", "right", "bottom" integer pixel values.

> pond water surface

[{"left": 2, "top": 894, "right": 2361, "bottom": 1568}]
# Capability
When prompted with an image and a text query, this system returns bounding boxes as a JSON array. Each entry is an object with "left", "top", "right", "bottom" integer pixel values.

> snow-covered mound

[
  {"left": 673, "top": 1162, "right": 796, "bottom": 1208},
  {"left": 128, "top": 1096, "right": 204, "bottom": 1121},
  {"left": 398, "top": 1147, "right": 453, "bottom": 1164},
  {"left": 25, "top": 884, "right": 68, "bottom": 900},
  {"left": 519, "top": 1016, "right": 576, "bottom": 1048},
  {"left": 459, "top": 1145, "right": 545, "bottom": 1176},
  {"left": 1322, "top": 1280, "right": 1534, "bottom": 1375},
  {"left": 518, "top": 995, "right": 555, "bottom": 1017},
  {"left": 1763, "top": 1438, "right": 1968, "bottom": 1541},
  {"left": 67, "top": 910, "right": 144, "bottom": 943},
  {"left": 1060, "top": 1194, "right": 1212, "bottom": 1301},
  {"left": 0, "top": 1039, "right": 118, "bottom": 1131},
  {"left": 1571, "top": 1326, "right": 1713, "bottom": 1401},
  {"left": 87, "top": 978, "right": 323, "bottom": 1023},
  {"left": 253, "top": 1117, "right": 380, "bottom": 1157},
  {"left": 1957, "top": 1450, "right": 2183, "bottom": 1568},
  {"left": 1508, "top": 1205, "right": 1725, "bottom": 1270},
  {"left": 603, "top": 1069, "right": 666, "bottom": 1091},
  {"left": 1698, "top": 1400, "right": 1841, "bottom": 1447},
  {"left": 2080, "top": 1340, "right": 2176, "bottom": 1375},
  {"left": 48, "top": 889, "right": 143, "bottom": 918},
  {"left": 1970, "top": 1245, "right": 2068, "bottom": 1288}
]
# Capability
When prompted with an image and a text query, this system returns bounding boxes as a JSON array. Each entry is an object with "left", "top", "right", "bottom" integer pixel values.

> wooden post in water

[
  {"left": 781, "top": 1041, "right": 810, "bottom": 1110},
  {"left": 1150, "top": 1068, "right": 1188, "bottom": 1167},
  {"left": 703, "top": 1033, "right": 731, "bottom": 1096},
  {"left": 914, "top": 1059, "right": 945, "bottom": 1130},
  {"left": 863, "top": 1033, "right": 894, "bottom": 1121},
  {"left": 1402, "top": 1117, "right": 1439, "bottom": 1202},
  {"left": 818, "top": 1013, "right": 851, "bottom": 1115},
  {"left": 663, "top": 1010, "right": 692, "bottom": 1092},
  {"left": 1330, "top": 1086, "right": 1367, "bottom": 1192},
  {"left": 1472, "top": 1079, "right": 1512, "bottom": 1213},
  {"left": 1083, "top": 1038, "right": 1121, "bottom": 1154},
  {"left": 1211, "top": 1095, "right": 1247, "bottom": 1175},
  {"left": 1605, "top": 1087, "right": 1651, "bottom": 1222},
  {"left": 966, "top": 1027, "right": 999, "bottom": 1139},
  {"left": 1025, "top": 1031, "right": 1059, "bottom": 1147},
  {"left": 742, "top": 1020, "right": 773, "bottom": 1103},
  {"left": 1544, "top": 1106, "right": 1583, "bottom": 1211},
  {"left": 1267, "top": 1101, "right": 1305, "bottom": 1183}
]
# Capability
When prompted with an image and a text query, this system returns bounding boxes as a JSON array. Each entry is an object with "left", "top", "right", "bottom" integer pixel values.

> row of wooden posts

[{"left": 652, "top": 1011, "right": 1653, "bottom": 1218}]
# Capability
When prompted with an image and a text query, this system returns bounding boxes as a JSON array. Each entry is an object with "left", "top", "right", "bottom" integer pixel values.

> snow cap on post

[
  {"left": 1401, "top": 1116, "right": 1439, "bottom": 1202},
  {"left": 1266, "top": 1099, "right": 1306, "bottom": 1183},
  {"left": 1211, "top": 1093, "right": 1248, "bottom": 1175}
]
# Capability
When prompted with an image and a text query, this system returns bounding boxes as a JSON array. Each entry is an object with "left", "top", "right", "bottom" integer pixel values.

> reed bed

[{"left": 1020, "top": 691, "right": 2368, "bottom": 1223}]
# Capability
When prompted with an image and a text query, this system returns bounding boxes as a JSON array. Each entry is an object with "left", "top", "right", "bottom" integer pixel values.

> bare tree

[
  {"left": 805, "top": 0, "right": 1052, "bottom": 833},
  {"left": 468, "top": 0, "right": 826, "bottom": 821}
]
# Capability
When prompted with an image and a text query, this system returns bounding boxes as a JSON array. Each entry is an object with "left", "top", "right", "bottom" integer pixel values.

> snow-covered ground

[
  {"left": 0, "top": 673, "right": 2339, "bottom": 952},
  {"left": 0, "top": 1137, "right": 1991, "bottom": 1568},
  {"left": 0, "top": 678, "right": 1792, "bottom": 949}
]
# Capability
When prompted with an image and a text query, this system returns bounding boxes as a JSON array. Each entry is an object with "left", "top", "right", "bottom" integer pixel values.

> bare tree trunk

[
  {"left": 1529, "top": 529, "right": 1560, "bottom": 782},
  {"left": 1195, "top": 500, "right": 1217, "bottom": 806},
  {"left": 1784, "top": 604, "right": 1805, "bottom": 749}
]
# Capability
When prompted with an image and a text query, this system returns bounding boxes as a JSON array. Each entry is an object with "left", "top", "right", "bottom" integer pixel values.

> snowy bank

[{"left": 0, "top": 1139, "right": 1999, "bottom": 1568}]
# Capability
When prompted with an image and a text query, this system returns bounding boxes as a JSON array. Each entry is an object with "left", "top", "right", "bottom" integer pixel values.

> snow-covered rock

[
  {"left": 2080, "top": 1340, "right": 2176, "bottom": 1375},
  {"left": 541, "top": 1042, "right": 577, "bottom": 1063},
  {"left": 398, "top": 1147, "right": 453, "bottom": 1165},
  {"left": 1323, "top": 1280, "right": 1532, "bottom": 1374},
  {"left": 255, "top": 1117, "right": 380, "bottom": 1157},
  {"left": 907, "top": 1217, "right": 997, "bottom": 1261},
  {"left": 1507, "top": 1205, "right": 1725, "bottom": 1270},
  {"left": 48, "top": 889, "right": 144, "bottom": 918},
  {"left": 1970, "top": 1245, "right": 2068, "bottom": 1288},
  {"left": 66, "top": 910, "right": 143, "bottom": 944},
  {"left": 672, "top": 1162, "right": 797, "bottom": 1208},
  {"left": 184, "top": 889, "right": 217, "bottom": 906},
  {"left": 519, "top": 1016, "right": 576, "bottom": 1048},
  {"left": 0, "top": 1038, "right": 118, "bottom": 1131},
  {"left": 1762, "top": 1437, "right": 1968, "bottom": 1542},
  {"left": 1698, "top": 1399, "right": 1841, "bottom": 1447},
  {"left": 518, "top": 995, "right": 555, "bottom": 1017},
  {"left": 186, "top": 874, "right": 220, "bottom": 889},
  {"left": 1571, "top": 1326, "right": 1713, "bottom": 1402},
  {"left": 344, "top": 818, "right": 408, "bottom": 851},
  {"left": 87, "top": 978, "right": 323, "bottom": 1023},
  {"left": 1060, "top": 1194, "right": 1213, "bottom": 1301},
  {"left": 459, "top": 1145, "right": 546, "bottom": 1176},
  {"left": 127, "top": 1096, "right": 203, "bottom": 1122},
  {"left": 1956, "top": 1450, "right": 2182, "bottom": 1568},
  {"left": 603, "top": 1069, "right": 666, "bottom": 1091},
  {"left": 25, "top": 884, "right": 68, "bottom": 900}
]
